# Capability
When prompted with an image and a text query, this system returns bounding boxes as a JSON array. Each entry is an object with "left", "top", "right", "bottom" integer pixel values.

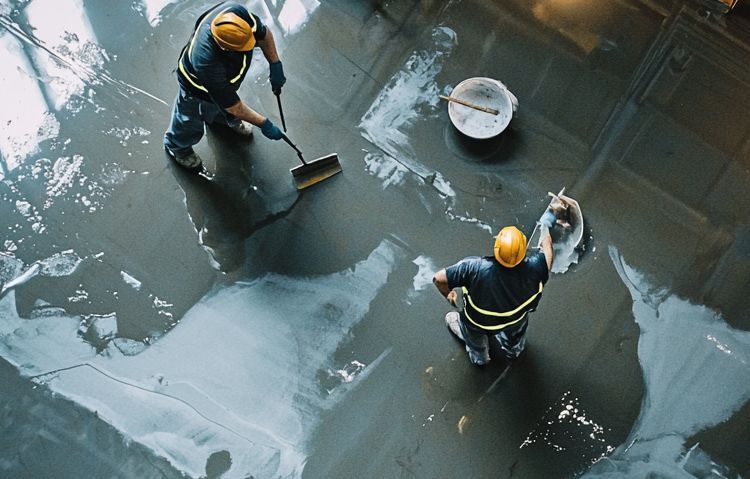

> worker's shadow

[
  {"left": 166, "top": 126, "right": 299, "bottom": 273},
  {"left": 426, "top": 329, "right": 549, "bottom": 408}
]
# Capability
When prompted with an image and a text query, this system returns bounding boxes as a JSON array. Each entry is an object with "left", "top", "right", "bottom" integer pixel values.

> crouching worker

[{"left": 433, "top": 223, "right": 553, "bottom": 366}]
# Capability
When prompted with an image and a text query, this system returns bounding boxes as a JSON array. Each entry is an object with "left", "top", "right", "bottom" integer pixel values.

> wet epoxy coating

[{"left": 1, "top": 1, "right": 749, "bottom": 478}]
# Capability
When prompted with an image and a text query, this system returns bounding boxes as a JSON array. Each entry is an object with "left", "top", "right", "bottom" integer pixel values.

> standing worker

[
  {"left": 432, "top": 213, "right": 556, "bottom": 366},
  {"left": 164, "top": 2, "right": 287, "bottom": 169}
]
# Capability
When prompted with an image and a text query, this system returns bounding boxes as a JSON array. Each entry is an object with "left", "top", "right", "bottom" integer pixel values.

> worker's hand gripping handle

[{"left": 447, "top": 290, "right": 458, "bottom": 307}]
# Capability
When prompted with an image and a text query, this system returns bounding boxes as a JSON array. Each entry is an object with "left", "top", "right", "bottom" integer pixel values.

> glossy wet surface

[{"left": 1, "top": 0, "right": 749, "bottom": 478}]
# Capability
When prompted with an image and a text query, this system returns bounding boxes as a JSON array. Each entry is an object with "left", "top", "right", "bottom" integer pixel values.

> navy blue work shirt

[
  {"left": 177, "top": 2, "right": 267, "bottom": 108},
  {"left": 446, "top": 252, "right": 549, "bottom": 332}
]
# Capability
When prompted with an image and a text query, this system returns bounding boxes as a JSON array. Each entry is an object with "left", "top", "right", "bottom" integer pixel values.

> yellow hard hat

[
  {"left": 210, "top": 11, "right": 256, "bottom": 51},
  {"left": 494, "top": 226, "right": 527, "bottom": 268}
]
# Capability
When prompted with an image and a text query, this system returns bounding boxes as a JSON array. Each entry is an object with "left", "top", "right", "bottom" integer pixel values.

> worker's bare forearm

[
  {"left": 433, "top": 269, "right": 451, "bottom": 297},
  {"left": 258, "top": 30, "right": 280, "bottom": 64},
  {"left": 541, "top": 233, "right": 553, "bottom": 272},
  {"left": 225, "top": 100, "right": 265, "bottom": 126}
]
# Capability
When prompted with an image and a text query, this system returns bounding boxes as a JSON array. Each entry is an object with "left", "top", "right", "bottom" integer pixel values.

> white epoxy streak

[
  {"left": 444, "top": 209, "right": 494, "bottom": 234},
  {"left": 1, "top": 263, "right": 41, "bottom": 297},
  {"left": 1, "top": 3, "right": 166, "bottom": 107},
  {"left": 581, "top": 247, "right": 750, "bottom": 477},
  {"left": 137, "top": 0, "right": 179, "bottom": 26},
  {"left": 120, "top": 271, "right": 143, "bottom": 291},
  {"left": 25, "top": 0, "right": 104, "bottom": 110},
  {"left": 359, "top": 27, "right": 457, "bottom": 197},
  {"left": 0, "top": 32, "right": 59, "bottom": 175},
  {"left": 364, "top": 152, "right": 409, "bottom": 189},
  {"left": 0, "top": 240, "right": 403, "bottom": 478}
]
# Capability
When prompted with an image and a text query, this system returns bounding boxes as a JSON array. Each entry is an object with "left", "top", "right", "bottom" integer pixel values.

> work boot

[
  {"left": 229, "top": 121, "right": 253, "bottom": 137},
  {"left": 445, "top": 311, "right": 464, "bottom": 340},
  {"left": 166, "top": 147, "right": 202, "bottom": 169}
]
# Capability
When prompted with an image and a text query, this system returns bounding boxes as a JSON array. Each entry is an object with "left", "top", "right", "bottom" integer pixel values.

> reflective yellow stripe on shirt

[
  {"left": 461, "top": 281, "right": 543, "bottom": 331},
  {"left": 229, "top": 55, "right": 247, "bottom": 84}
]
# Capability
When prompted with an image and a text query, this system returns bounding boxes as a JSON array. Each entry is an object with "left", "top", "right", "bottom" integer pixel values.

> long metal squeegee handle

[
  {"left": 276, "top": 93, "right": 287, "bottom": 132},
  {"left": 282, "top": 134, "right": 307, "bottom": 165}
]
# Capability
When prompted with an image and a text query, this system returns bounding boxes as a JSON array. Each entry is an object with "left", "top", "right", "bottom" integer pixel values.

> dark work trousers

[
  {"left": 164, "top": 86, "right": 240, "bottom": 155},
  {"left": 457, "top": 312, "right": 529, "bottom": 365}
]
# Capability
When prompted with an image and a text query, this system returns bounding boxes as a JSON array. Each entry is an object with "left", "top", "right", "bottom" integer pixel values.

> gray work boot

[
  {"left": 445, "top": 311, "right": 464, "bottom": 340},
  {"left": 167, "top": 147, "right": 202, "bottom": 169},
  {"left": 229, "top": 121, "right": 254, "bottom": 137}
]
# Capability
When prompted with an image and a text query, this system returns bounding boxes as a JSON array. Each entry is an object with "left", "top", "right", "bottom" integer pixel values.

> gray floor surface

[{"left": 0, "top": 0, "right": 749, "bottom": 478}]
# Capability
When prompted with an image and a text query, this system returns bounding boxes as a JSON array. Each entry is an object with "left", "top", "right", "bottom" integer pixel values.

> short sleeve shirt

[
  {"left": 178, "top": 2, "right": 267, "bottom": 107},
  {"left": 446, "top": 252, "right": 549, "bottom": 328}
]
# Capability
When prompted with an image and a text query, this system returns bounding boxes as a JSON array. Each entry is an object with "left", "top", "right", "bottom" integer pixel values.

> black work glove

[
  {"left": 270, "top": 61, "right": 286, "bottom": 95},
  {"left": 261, "top": 118, "right": 283, "bottom": 140}
]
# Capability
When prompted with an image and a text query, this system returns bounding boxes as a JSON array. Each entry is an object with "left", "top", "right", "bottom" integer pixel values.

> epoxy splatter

[
  {"left": 44, "top": 155, "right": 85, "bottom": 208},
  {"left": 444, "top": 208, "right": 494, "bottom": 234},
  {"left": 580, "top": 247, "right": 750, "bottom": 477},
  {"left": 520, "top": 391, "right": 613, "bottom": 459},
  {"left": 67, "top": 287, "right": 89, "bottom": 303},
  {"left": 105, "top": 126, "right": 150, "bottom": 148},
  {"left": 331, "top": 360, "right": 365, "bottom": 384}
]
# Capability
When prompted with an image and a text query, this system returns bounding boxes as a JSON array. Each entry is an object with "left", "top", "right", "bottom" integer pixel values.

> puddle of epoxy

[
  {"left": 0, "top": 240, "right": 403, "bottom": 478},
  {"left": 580, "top": 247, "right": 750, "bottom": 477}
]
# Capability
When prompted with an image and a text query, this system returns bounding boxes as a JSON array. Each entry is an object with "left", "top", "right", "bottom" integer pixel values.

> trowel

[{"left": 528, "top": 187, "right": 584, "bottom": 251}]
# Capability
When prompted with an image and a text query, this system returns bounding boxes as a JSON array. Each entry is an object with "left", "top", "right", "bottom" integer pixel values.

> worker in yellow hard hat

[
  {"left": 433, "top": 215, "right": 555, "bottom": 366},
  {"left": 164, "top": 2, "right": 286, "bottom": 169}
]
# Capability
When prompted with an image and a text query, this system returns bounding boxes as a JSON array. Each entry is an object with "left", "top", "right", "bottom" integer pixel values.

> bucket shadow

[{"left": 443, "top": 122, "right": 520, "bottom": 164}]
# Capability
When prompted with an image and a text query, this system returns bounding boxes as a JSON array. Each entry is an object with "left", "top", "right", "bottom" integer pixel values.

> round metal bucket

[{"left": 447, "top": 77, "right": 514, "bottom": 139}]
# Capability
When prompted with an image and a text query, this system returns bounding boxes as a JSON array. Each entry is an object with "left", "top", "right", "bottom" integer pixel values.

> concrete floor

[{"left": 1, "top": 0, "right": 749, "bottom": 478}]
